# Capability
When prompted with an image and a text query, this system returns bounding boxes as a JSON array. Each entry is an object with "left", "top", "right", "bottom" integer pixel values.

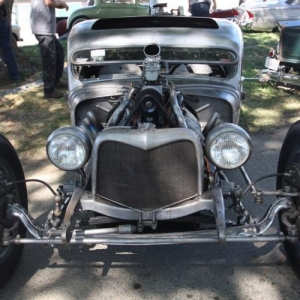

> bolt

[
  {"left": 137, "top": 224, "right": 144, "bottom": 233},
  {"left": 145, "top": 101, "right": 153, "bottom": 108}
]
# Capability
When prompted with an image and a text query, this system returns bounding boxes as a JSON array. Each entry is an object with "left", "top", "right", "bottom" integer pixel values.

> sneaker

[
  {"left": 44, "top": 90, "right": 64, "bottom": 99},
  {"left": 55, "top": 80, "right": 68, "bottom": 88}
]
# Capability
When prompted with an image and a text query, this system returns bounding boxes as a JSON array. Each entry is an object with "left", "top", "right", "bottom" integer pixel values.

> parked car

[
  {"left": 61, "top": 1, "right": 183, "bottom": 38},
  {"left": 67, "top": 0, "right": 151, "bottom": 30},
  {"left": 240, "top": 0, "right": 285, "bottom": 6},
  {"left": 258, "top": 19, "right": 300, "bottom": 86},
  {"left": 237, "top": 0, "right": 300, "bottom": 31},
  {"left": 11, "top": 24, "right": 22, "bottom": 42},
  {"left": 2, "top": 16, "right": 300, "bottom": 287},
  {"left": 208, "top": 1, "right": 278, "bottom": 27},
  {"left": 210, "top": 8, "right": 241, "bottom": 22}
]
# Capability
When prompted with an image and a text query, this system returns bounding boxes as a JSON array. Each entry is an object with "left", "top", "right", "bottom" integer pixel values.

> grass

[
  {"left": 0, "top": 44, "right": 42, "bottom": 91},
  {"left": 0, "top": 40, "right": 69, "bottom": 158},
  {"left": 0, "top": 40, "right": 67, "bottom": 91},
  {"left": 0, "top": 88, "right": 69, "bottom": 158},
  {"left": 0, "top": 32, "right": 300, "bottom": 157},
  {"left": 241, "top": 32, "right": 300, "bottom": 132}
]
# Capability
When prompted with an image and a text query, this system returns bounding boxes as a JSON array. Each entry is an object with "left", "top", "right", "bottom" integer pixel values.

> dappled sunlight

[
  {"left": 244, "top": 107, "right": 280, "bottom": 128},
  {"left": 0, "top": 86, "right": 69, "bottom": 155},
  {"left": 241, "top": 57, "right": 300, "bottom": 133},
  {"left": 243, "top": 32, "right": 278, "bottom": 78},
  {"left": 2, "top": 241, "right": 299, "bottom": 300}
]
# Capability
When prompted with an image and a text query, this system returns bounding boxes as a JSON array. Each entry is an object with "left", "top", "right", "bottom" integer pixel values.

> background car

[
  {"left": 210, "top": 8, "right": 241, "bottom": 21},
  {"left": 240, "top": 0, "right": 285, "bottom": 6},
  {"left": 11, "top": 24, "right": 22, "bottom": 42},
  {"left": 237, "top": 0, "right": 300, "bottom": 31},
  {"left": 66, "top": 0, "right": 151, "bottom": 30}
]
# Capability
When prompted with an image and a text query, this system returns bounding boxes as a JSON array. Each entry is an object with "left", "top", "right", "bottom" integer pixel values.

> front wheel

[
  {"left": 0, "top": 134, "right": 28, "bottom": 288},
  {"left": 277, "top": 121, "right": 300, "bottom": 277},
  {"left": 70, "top": 16, "right": 89, "bottom": 30}
]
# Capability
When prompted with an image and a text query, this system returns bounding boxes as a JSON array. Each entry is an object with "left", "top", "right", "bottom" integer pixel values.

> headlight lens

[
  {"left": 205, "top": 123, "right": 252, "bottom": 170},
  {"left": 47, "top": 126, "right": 91, "bottom": 170}
]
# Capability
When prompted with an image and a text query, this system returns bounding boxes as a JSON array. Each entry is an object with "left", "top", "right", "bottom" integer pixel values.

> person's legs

[
  {"left": 0, "top": 18, "right": 20, "bottom": 81},
  {"left": 190, "top": 2, "right": 210, "bottom": 17},
  {"left": 54, "top": 37, "right": 64, "bottom": 84},
  {"left": 35, "top": 34, "right": 62, "bottom": 97}
]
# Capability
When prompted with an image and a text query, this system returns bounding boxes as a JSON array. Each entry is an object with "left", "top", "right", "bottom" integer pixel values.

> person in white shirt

[{"left": 30, "top": 0, "right": 69, "bottom": 99}]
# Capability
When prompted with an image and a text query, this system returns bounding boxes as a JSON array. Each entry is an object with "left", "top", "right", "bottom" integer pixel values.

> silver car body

[
  {"left": 11, "top": 24, "right": 22, "bottom": 41},
  {"left": 68, "top": 17, "right": 243, "bottom": 126},
  {"left": 3, "top": 15, "right": 300, "bottom": 288}
]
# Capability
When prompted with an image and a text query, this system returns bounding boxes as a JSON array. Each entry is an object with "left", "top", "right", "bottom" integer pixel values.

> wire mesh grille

[{"left": 96, "top": 140, "right": 199, "bottom": 211}]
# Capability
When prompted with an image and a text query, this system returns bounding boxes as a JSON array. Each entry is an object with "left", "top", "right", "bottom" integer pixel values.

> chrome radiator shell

[{"left": 91, "top": 127, "right": 204, "bottom": 212}]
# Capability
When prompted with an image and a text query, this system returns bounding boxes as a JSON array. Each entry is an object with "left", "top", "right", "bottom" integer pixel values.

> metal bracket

[
  {"left": 238, "top": 197, "right": 294, "bottom": 237},
  {"left": 212, "top": 185, "right": 226, "bottom": 243},
  {"left": 6, "top": 203, "right": 45, "bottom": 239},
  {"left": 283, "top": 163, "right": 300, "bottom": 189},
  {"left": 61, "top": 161, "right": 92, "bottom": 244}
]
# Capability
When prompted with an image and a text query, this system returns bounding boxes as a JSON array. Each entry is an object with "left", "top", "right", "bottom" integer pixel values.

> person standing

[
  {"left": 0, "top": 0, "right": 20, "bottom": 83},
  {"left": 189, "top": 0, "right": 217, "bottom": 17},
  {"left": 30, "top": 0, "right": 69, "bottom": 99}
]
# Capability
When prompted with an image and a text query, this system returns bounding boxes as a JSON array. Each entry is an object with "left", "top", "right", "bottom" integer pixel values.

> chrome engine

[
  {"left": 105, "top": 43, "right": 203, "bottom": 137},
  {"left": 85, "top": 44, "right": 206, "bottom": 214}
]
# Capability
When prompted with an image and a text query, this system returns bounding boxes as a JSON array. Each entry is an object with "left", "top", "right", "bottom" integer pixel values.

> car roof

[{"left": 68, "top": 16, "right": 243, "bottom": 62}]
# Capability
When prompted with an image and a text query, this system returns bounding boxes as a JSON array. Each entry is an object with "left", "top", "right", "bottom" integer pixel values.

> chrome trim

[
  {"left": 80, "top": 191, "right": 214, "bottom": 221},
  {"left": 7, "top": 196, "right": 293, "bottom": 245},
  {"left": 10, "top": 232, "right": 286, "bottom": 246}
]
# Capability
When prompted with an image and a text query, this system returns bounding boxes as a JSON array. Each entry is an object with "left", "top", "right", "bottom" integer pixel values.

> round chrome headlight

[
  {"left": 205, "top": 123, "right": 252, "bottom": 170},
  {"left": 47, "top": 126, "right": 91, "bottom": 170}
]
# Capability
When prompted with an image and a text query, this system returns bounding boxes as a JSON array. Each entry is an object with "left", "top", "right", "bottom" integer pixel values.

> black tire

[
  {"left": 277, "top": 121, "right": 300, "bottom": 277},
  {"left": 70, "top": 16, "right": 89, "bottom": 30},
  {"left": 0, "top": 134, "right": 28, "bottom": 288}
]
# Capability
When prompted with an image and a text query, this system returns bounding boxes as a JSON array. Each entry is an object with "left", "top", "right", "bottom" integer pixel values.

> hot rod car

[{"left": 1, "top": 16, "right": 300, "bottom": 287}]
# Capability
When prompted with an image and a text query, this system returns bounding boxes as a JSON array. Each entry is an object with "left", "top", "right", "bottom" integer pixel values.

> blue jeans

[
  {"left": 190, "top": 2, "right": 210, "bottom": 17},
  {"left": 35, "top": 34, "right": 64, "bottom": 94},
  {"left": 0, "top": 18, "right": 20, "bottom": 81}
]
